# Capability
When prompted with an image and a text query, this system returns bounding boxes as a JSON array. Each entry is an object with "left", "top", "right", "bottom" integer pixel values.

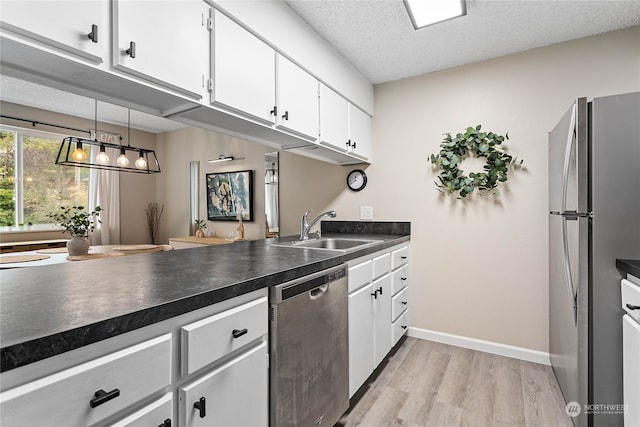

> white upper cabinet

[
  {"left": 112, "top": 0, "right": 208, "bottom": 99},
  {"left": 319, "top": 84, "right": 350, "bottom": 152},
  {"left": 275, "top": 54, "right": 319, "bottom": 141},
  {"left": 0, "top": 0, "right": 108, "bottom": 63},
  {"left": 319, "top": 84, "right": 372, "bottom": 161},
  {"left": 348, "top": 104, "right": 373, "bottom": 161},
  {"left": 211, "top": 9, "right": 276, "bottom": 125}
]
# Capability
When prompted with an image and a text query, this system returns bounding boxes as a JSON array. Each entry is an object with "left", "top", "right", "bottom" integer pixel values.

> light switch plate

[{"left": 360, "top": 206, "right": 374, "bottom": 220}]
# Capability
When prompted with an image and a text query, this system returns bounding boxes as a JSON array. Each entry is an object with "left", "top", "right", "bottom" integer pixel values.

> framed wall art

[{"left": 206, "top": 170, "right": 254, "bottom": 221}]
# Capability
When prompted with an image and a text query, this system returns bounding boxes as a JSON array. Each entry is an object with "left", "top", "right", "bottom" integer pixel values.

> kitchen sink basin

[{"left": 273, "top": 237, "right": 381, "bottom": 253}]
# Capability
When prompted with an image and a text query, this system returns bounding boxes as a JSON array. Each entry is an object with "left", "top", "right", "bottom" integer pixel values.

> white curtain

[{"left": 88, "top": 144, "right": 120, "bottom": 245}]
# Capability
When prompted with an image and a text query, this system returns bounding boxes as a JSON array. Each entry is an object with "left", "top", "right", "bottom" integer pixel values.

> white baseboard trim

[{"left": 407, "top": 327, "right": 551, "bottom": 366}]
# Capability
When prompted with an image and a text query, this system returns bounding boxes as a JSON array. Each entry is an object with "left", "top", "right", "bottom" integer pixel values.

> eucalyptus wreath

[{"left": 428, "top": 125, "right": 523, "bottom": 198}]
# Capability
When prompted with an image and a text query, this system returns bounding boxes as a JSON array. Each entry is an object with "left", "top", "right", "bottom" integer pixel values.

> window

[{"left": 0, "top": 126, "right": 89, "bottom": 227}]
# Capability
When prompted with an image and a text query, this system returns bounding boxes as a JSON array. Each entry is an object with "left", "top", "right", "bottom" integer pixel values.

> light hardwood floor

[{"left": 336, "top": 337, "right": 574, "bottom": 427}]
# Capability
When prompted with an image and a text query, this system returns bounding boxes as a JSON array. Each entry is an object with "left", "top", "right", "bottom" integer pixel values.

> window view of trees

[{"left": 0, "top": 129, "right": 89, "bottom": 227}]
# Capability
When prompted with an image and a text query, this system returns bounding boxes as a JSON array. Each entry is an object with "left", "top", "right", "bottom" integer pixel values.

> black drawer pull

[
  {"left": 194, "top": 396, "right": 206, "bottom": 418},
  {"left": 401, "top": 301, "right": 408, "bottom": 305},
  {"left": 401, "top": 325, "right": 408, "bottom": 330},
  {"left": 371, "top": 291, "right": 378, "bottom": 299},
  {"left": 282, "top": 111, "right": 289, "bottom": 120},
  {"left": 232, "top": 328, "right": 248, "bottom": 339},
  {"left": 627, "top": 304, "right": 640, "bottom": 311},
  {"left": 400, "top": 277, "right": 407, "bottom": 281},
  {"left": 159, "top": 419, "right": 171, "bottom": 427},
  {"left": 377, "top": 286, "right": 382, "bottom": 296},
  {"left": 270, "top": 106, "right": 277, "bottom": 116},
  {"left": 125, "top": 41, "right": 136, "bottom": 58},
  {"left": 89, "top": 388, "right": 120, "bottom": 408},
  {"left": 87, "top": 24, "right": 98, "bottom": 43},
  {"left": 400, "top": 256, "right": 408, "bottom": 260}
]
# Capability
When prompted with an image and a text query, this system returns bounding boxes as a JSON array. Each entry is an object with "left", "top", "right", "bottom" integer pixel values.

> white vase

[{"left": 67, "top": 236, "right": 90, "bottom": 256}]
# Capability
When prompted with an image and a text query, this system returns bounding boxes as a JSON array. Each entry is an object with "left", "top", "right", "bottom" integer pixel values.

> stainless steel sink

[{"left": 272, "top": 237, "right": 381, "bottom": 253}]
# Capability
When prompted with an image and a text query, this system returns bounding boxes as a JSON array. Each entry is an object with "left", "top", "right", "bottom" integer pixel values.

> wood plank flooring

[{"left": 336, "top": 337, "right": 574, "bottom": 427}]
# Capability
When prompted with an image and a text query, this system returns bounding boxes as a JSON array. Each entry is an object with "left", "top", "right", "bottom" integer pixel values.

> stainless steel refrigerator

[{"left": 549, "top": 91, "right": 640, "bottom": 427}]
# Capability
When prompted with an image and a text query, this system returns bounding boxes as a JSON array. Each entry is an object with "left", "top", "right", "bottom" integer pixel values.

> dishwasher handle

[{"left": 310, "top": 284, "right": 328, "bottom": 299}]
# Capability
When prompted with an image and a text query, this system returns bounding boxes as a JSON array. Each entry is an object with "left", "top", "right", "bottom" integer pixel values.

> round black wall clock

[{"left": 347, "top": 169, "right": 367, "bottom": 192}]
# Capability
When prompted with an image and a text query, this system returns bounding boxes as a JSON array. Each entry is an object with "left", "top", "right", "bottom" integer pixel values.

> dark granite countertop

[
  {"left": 0, "top": 221, "right": 409, "bottom": 372},
  {"left": 617, "top": 259, "right": 640, "bottom": 279}
]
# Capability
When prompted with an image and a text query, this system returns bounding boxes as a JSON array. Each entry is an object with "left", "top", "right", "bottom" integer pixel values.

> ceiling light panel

[{"left": 404, "top": 0, "right": 466, "bottom": 29}]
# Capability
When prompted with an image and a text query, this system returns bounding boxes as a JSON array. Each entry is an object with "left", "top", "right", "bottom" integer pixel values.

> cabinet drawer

[
  {"left": 372, "top": 252, "right": 391, "bottom": 280},
  {"left": 392, "top": 286, "right": 410, "bottom": 322},
  {"left": 391, "top": 264, "right": 409, "bottom": 295},
  {"left": 349, "top": 260, "right": 372, "bottom": 293},
  {"left": 392, "top": 310, "right": 410, "bottom": 345},
  {"left": 181, "top": 296, "right": 268, "bottom": 376},
  {"left": 622, "top": 279, "right": 640, "bottom": 324},
  {"left": 179, "top": 340, "right": 268, "bottom": 427},
  {"left": 391, "top": 246, "right": 409, "bottom": 270},
  {"left": 0, "top": 334, "right": 171, "bottom": 427},
  {"left": 110, "top": 392, "right": 173, "bottom": 427}
]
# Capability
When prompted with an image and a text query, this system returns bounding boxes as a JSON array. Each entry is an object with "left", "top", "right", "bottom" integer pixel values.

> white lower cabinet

[
  {"left": 179, "top": 340, "right": 268, "bottom": 427},
  {"left": 348, "top": 243, "right": 410, "bottom": 397},
  {"left": 0, "top": 290, "right": 268, "bottom": 427},
  {"left": 0, "top": 334, "right": 172, "bottom": 427}
]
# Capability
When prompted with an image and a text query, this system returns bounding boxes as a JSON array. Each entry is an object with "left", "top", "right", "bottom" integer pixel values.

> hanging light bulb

[
  {"left": 96, "top": 145, "right": 110, "bottom": 165},
  {"left": 135, "top": 151, "right": 148, "bottom": 170},
  {"left": 116, "top": 148, "right": 129, "bottom": 167},
  {"left": 71, "top": 141, "right": 87, "bottom": 161}
]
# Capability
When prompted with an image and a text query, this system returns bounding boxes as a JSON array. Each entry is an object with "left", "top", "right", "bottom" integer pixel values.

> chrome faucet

[{"left": 299, "top": 209, "right": 337, "bottom": 240}]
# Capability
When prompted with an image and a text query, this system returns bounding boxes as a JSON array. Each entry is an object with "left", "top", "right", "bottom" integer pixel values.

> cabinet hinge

[{"left": 207, "top": 17, "right": 213, "bottom": 32}]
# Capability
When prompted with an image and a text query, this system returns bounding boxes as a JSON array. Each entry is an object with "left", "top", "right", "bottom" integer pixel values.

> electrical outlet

[{"left": 360, "top": 206, "right": 374, "bottom": 220}]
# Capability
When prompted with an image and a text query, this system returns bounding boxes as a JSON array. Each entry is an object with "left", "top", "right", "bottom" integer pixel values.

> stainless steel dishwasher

[{"left": 270, "top": 264, "right": 349, "bottom": 427}]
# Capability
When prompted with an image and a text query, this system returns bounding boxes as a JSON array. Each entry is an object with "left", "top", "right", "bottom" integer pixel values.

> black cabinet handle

[
  {"left": 371, "top": 291, "right": 378, "bottom": 299},
  {"left": 89, "top": 388, "right": 120, "bottom": 408},
  {"left": 125, "top": 41, "right": 136, "bottom": 58},
  {"left": 627, "top": 304, "right": 640, "bottom": 310},
  {"left": 352, "top": 141, "right": 357, "bottom": 149},
  {"left": 346, "top": 140, "right": 352, "bottom": 148},
  {"left": 87, "top": 24, "right": 98, "bottom": 43},
  {"left": 232, "top": 328, "right": 248, "bottom": 339},
  {"left": 401, "top": 256, "right": 408, "bottom": 260},
  {"left": 401, "top": 301, "right": 408, "bottom": 305},
  {"left": 401, "top": 325, "right": 408, "bottom": 330},
  {"left": 400, "top": 277, "right": 407, "bottom": 281},
  {"left": 194, "top": 397, "right": 206, "bottom": 418},
  {"left": 159, "top": 419, "right": 171, "bottom": 427},
  {"left": 282, "top": 111, "right": 289, "bottom": 121},
  {"left": 270, "top": 106, "right": 277, "bottom": 116},
  {"left": 377, "top": 286, "right": 382, "bottom": 296}
]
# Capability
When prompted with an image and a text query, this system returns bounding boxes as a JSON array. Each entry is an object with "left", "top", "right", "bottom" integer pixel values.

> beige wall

[
  {"left": 155, "top": 126, "right": 271, "bottom": 243},
  {"left": 0, "top": 102, "right": 156, "bottom": 244},
  {"left": 317, "top": 27, "right": 640, "bottom": 352}
]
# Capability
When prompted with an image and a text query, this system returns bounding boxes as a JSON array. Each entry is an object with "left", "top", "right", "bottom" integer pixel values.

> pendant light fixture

[{"left": 55, "top": 103, "right": 160, "bottom": 174}]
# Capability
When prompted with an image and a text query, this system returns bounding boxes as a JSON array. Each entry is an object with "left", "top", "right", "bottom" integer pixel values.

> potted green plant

[
  {"left": 47, "top": 206, "right": 102, "bottom": 256},
  {"left": 194, "top": 219, "right": 207, "bottom": 238}
]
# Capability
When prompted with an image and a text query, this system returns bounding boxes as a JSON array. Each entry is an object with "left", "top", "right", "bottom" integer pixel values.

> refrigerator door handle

[
  {"left": 561, "top": 216, "right": 578, "bottom": 325},
  {"left": 561, "top": 104, "right": 577, "bottom": 214}
]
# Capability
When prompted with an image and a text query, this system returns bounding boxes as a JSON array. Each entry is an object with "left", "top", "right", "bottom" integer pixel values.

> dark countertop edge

[
  {"left": 0, "top": 233, "right": 410, "bottom": 372},
  {"left": 617, "top": 259, "right": 640, "bottom": 279}
]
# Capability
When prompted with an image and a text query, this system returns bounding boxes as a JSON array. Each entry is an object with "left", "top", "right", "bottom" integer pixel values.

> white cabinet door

[
  {"left": 179, "top": 340, "right": 268, "bottom": 427},
  {"left": 0, "top": 0, "right": 107, "bottom": 63},
  {"left": 624, "top": 315, "right": 640, "bottom": 427},
  {"left": 276, "top": 54, "right": 319, "bottom": 141},
  {"left": 212, "top": 10, "right": 275, "bottom": 125},
  {"left": 348, "top": 104, "right": 372, "bottom": 161},
  {"left": 373, "top": 274, "right": 392, "bottom": 368},
  {"left": 319, "top": 84, "right": 349, "bottom": 152},
  {"left": 112, "top": 0, "right": 208, "bottom": 98},
  {"left": 348, "top": 283, "right": 375, "bottom": 398}
]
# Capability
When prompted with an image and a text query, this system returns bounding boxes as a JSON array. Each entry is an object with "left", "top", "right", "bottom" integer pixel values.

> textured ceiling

[{"left": 285, "top": 0, "right": 640, "bottom": 84}]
